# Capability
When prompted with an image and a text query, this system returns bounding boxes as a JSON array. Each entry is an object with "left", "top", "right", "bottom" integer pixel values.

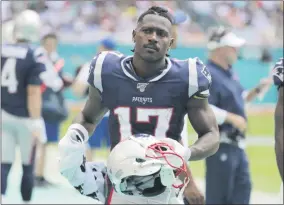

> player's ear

[
  {"left": 169, "top": 38, "right": 174, "bottom": 50},
  {"left": 132, "top": 30, "right": 136, "bottom": 43}
]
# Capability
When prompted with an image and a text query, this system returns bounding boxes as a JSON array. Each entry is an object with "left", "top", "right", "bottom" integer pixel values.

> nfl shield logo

[{"left": 137, "top": 83, "right": 149, "bottom": 92}]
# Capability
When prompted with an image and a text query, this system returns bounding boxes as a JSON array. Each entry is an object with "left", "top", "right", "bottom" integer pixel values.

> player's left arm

[
  {"left": 27, "top": 48, "right": 48, "bottom": 142},
  {"left": 186, "top": 58, "right": 220, "bottom": 161},
  {"left": 275, "top": 86, "right": 283, "bottom": 181},
  {"left": 273, "top": 58, "right": 284, "bottom": 181}
]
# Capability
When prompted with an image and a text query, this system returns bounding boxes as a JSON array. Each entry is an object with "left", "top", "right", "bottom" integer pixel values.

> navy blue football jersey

[
  {"left": 1, "top": 43, "right": 46, "bottom": 117},
  {"left": 273, "top": 58, "right": 283, "bottom": 89},
  {"left": 88, "top": 51, "right": 211, "bottom": 148}
]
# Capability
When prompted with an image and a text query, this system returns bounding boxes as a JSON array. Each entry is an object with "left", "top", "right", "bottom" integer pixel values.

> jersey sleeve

[
  {"left": 27, "top": 47, "right": 47, "bottom": 85},
  {"left": 188, "top": 58, "right": 212, "bottom": 99},
  {"left": 87, "top": 52, "right": 109, "bottom": 94},
  {"left": 272, "top": 58, "right": 283, "bottom": 89}
]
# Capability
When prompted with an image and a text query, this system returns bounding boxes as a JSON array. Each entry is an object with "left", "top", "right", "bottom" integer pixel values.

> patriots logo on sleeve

[
  {"left": 201, "top": 64, "right": 212, "bottom": 83},
  {"left": 272, "top": 58, "right": 283, "bottom": 88}
]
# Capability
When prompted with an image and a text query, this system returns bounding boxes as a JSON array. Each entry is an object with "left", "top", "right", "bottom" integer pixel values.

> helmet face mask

[{"left": 107, "top": 134, "right": 189, "bottom": 197}]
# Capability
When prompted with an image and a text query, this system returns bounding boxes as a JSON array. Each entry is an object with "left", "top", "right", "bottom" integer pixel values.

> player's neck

[{"left": 132, "top": 54, "right": 167, "bottom": 79}]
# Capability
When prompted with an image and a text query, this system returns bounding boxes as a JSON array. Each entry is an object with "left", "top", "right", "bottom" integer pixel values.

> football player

[
  {"left": 273, "top": 57, "right": 283, "bottom": 182},
  {"left": 58, "top": 6, "right": 219, "bottom": 204},
  {"left": 1, "top": 10, "right": 46, "bottom": 203},
  {"left": 273, "top": 58, "right": 283, "bottom": 202}
]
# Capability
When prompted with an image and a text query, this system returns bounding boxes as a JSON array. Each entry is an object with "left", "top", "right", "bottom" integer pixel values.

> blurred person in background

[
  {"left": 1, "top": 10, "right": 46, "bottom": 203},
  {"left": 272, "top": 58, "right": 283, "bottom": 202},
  {"left": 204, "top": 26, "right": 272, "bottom": 205},
  {"left": 34, "top": 30, "right": 73, "bottom": 187},
  {"left": 72, "top": 37, "right": 117, "bottom": 161}
]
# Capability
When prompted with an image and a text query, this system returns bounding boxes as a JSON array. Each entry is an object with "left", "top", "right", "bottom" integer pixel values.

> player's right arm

[
  {"left": 273, "top": 58, "right": 283, "bottom": 181},
  {"left": 71, "top": 54, "right": 109, "bottom": 139},
  {"left": 58, "top": 53, "right": 109, "bottom": 200},
  {"left": 27, "top": 48, "right": 47, "bottom": 142},
  {"left": 72, "top": 85, "right": 108, "bottom": 137}
]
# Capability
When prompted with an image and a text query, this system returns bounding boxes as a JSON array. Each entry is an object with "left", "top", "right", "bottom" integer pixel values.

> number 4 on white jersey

[{"left": 1, "top": 58, "right": 18, "bottom": 93}]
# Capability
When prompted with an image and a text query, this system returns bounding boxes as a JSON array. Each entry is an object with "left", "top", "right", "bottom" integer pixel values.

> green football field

[{"left": 60, "top": 109, "right": 281, "bottom": 193}]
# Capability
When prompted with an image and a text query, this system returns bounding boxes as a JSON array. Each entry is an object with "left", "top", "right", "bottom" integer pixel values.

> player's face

[
  {"left": 43, "top": 37, "right": 58, "bottom": 54},
  {"left": 223, "top": 46, "right": 238, "bottom": 65},
  {"left": 133, "top": 14, "right": 173, "bottom": 62}
]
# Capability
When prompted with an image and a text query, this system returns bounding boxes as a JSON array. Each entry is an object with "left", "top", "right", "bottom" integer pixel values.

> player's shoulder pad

[
  {"left": 272, "top": 58, "right": 283, "bottom": 89},
  {"left": 187, "top": 57, "right": 212, "bottom": 99},
  {"left": 31, "top": 46, "right": 48, "bottom": 64},
  {"left": 88, "top": 51, "right": 124, "bottom": 92},
  {"left": 89, "top": 51, "right": 123, "bottom": 69}
]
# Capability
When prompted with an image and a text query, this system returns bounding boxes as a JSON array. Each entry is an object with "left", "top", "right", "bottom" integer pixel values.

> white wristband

[{"left": 68, "top": 123, "right": 89, "bottom": 142}]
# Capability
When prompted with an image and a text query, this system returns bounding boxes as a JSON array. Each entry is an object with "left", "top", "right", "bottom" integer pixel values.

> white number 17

[{"left": 114, "top": 107, "right": 173, "bottom": 139}]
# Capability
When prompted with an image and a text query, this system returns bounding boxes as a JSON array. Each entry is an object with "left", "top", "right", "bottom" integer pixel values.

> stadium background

[{"left": 2, "top": 0, "right": 283, "bottom": 204}]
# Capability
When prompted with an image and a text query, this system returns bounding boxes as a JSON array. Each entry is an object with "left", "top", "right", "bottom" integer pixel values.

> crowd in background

[{"left": 2, "top": 0, "right": 283, "bottom": 46}]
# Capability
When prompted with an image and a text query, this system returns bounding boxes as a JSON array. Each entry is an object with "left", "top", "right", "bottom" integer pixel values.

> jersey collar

[{"left": 121, "top": 56, "right": 172, "bottom": 82}]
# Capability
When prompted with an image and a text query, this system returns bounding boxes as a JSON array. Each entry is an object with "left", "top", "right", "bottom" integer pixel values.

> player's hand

[
  {"left": 160, "top": 138, "right": 191, "bottom": 161},
  {"left": 226, "top": 113, "right": 247, "bottom": 132},
  {"left": 58, "top": 130, "right": 86, "bottom": 181},
  {"left": 183, "top": 180, "right": 205, "bottom": 205},
  {"left": 28, "top": 118, "right": 47, "bottom": 144},
  {"left": 258, "top": 77, "right": 273, "bottom": 91}
]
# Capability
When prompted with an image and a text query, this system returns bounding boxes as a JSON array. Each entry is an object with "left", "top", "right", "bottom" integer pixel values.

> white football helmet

[
  {"left": 107, "top": 134, "right": 189, "bottom": 197},
  {"left": 14, "top": 10, "right": 42, "bottom": 42}
]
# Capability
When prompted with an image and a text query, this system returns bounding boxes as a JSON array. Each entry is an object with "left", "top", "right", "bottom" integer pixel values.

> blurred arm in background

[
  {"left": 243, "top": 78, "right": 273, "bottom": 103},
  {"left": 210, "top": 104, "right": 247, "bottom": 133},
  {"left": 72, "top": 63, "right": 90, "bottom": 97}
]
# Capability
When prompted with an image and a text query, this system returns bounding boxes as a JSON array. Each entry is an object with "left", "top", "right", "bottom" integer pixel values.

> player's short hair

[
  {"left": 41, "top": 33, "right": 57, "bottom": 41},
  {"left": 137, "top": 6, "right": 174, "bottom": 25}
]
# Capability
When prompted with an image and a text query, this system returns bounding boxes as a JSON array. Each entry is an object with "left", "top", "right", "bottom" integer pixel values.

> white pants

[{"left": 1, "top": 109, "right": 45, "bottom": 165}]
